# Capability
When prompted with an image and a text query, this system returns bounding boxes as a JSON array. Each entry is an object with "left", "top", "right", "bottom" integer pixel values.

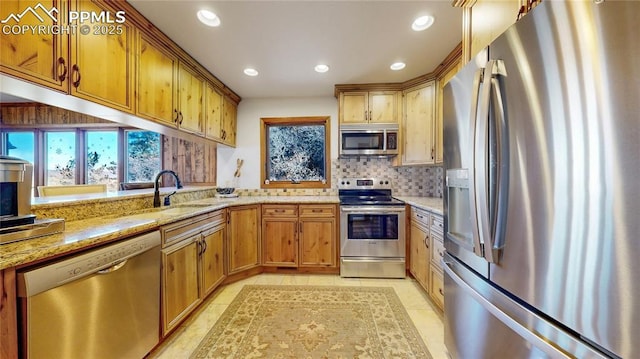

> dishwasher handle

[{"left": 97, "top": 259, "right": 128, "bottom": 274}]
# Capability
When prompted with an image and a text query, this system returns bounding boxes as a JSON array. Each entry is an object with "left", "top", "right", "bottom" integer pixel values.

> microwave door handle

[{"left": 468, "top": 67, "right": 487, "bottom": 259}]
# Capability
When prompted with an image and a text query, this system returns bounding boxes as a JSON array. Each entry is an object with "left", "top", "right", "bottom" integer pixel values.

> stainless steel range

[{"left": 338, "top": 178, "right": 406, "bottom": 278}]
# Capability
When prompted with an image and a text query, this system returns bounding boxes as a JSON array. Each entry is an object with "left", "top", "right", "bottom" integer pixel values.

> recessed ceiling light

[
  {"left": 390, "top": 62, "right": 406, "bottom": 71},
  {"left": 412, "top": 15, "right": 435, "bottom": 31},
  {"left": 244, "top": 68, "right": 259, "bottom": 76},
  {"left": 197, "top": 10, "right": 220, "bottom": 27},
  {"left": 314, "top": 64, "right": 329, "bottom": 73}
]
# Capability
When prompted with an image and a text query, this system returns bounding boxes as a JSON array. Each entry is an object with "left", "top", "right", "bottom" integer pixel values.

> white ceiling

[{"left": 128, "top": 0, "right": 462, "bottom": 99}]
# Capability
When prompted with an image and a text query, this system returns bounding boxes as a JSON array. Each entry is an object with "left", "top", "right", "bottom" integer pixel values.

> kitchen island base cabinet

[
  {"left": 227, "top": 205, "right": 260, "bottom": 275},
  {"left": 161, "top": 210, "right": 226, "bottom": 336}
]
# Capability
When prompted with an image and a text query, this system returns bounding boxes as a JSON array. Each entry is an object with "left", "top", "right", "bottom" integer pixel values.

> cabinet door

[
  {"left": 339, "top": 92, "right": 368, "bottom": 124},
  {"left": 402, "top": 82, "right": 436, "bottom": 165},
  {"left": 204, "top": 83, "right": 223, "bottom": 141},
  {"left": 162, "top": 237, "right": 200, "bottom": 335},
  {"left": 177, "top": 63, "right": 204, "bottom": 135},
  {"left": 227, "top": 205, "right": 260, "bottom": 274},
  {"left": 368, "top": 91, "right": 398, "bottom": 123},
  {"left": 299, "top": 218, "right": 336, "bottom": 267},
  {"left": 262, "top": 218, "right": 298, "bottom": 267},
  {"left": 436, "top": 60, "right": 461, "bottom": 163},
  {"left": 409, "top": 221, "right": 429, "bottom": 291},
  {"left": 136, "top": 32, "right": 177, "bottom": 125},
  {"left": 69, "top": 0, "right": 134, "bottom": 112},
  {"left": 200, "top": 225, "right": 226, "bottom": 297},
  {"left": 221, "top": 96, "right": 237, "bottom": 146},
  {"left": 0, "top": 0, "right": 68, "bottom": 91}
]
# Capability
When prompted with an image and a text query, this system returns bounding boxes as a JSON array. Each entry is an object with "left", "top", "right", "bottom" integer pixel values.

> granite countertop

[
  {"left": 396, "top": 196, "right": 444, "bottom": 215},
  {"left": 0, "top": 195, "right": 340, "bottom": 271},
  {"left": 0, "top": 195, "right": 446, "bottom": 271}
]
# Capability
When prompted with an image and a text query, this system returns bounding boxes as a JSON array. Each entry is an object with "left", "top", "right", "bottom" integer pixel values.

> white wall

[{"left": 217, "top": 97, "right": 339, "bottom": 189}]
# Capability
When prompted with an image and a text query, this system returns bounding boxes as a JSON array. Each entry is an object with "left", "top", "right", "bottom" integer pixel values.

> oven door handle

[{"left": 340, "top": 206, "right": 406, "bottom": 213}]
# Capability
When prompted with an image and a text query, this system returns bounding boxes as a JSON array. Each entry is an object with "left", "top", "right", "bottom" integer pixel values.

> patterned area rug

[{"left": 190, "top": 285, "right": 433, "bottom": 359}]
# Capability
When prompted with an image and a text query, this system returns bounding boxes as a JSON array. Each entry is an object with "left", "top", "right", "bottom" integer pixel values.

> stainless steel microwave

[{"left": 339, "top": 123, "right": 399, "bottom": 156}]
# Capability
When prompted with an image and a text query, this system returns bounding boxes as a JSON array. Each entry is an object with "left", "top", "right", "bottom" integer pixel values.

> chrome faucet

[{"left": 153, "top": 170, "right": 183, "bottom": 207}]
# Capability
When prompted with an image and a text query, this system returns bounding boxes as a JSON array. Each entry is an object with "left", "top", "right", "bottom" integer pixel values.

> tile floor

[{"left": 148, "top": 274, "right": 448, "bottom": 359}]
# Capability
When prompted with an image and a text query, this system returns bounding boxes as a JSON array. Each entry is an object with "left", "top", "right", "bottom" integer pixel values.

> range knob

[
  {"left": 379, "top": 181, "right": 383, "bottom": 185},
  {"left": 385, "top": 181, "right": 389, "bottom": 185}
]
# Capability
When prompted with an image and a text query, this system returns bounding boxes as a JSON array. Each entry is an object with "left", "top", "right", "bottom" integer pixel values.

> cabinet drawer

[
  {"left": 299, "top": 204, "right": 335, "bottom": 217},
  {"left": 262, "top": 204, "right": 298, "bottom": 217},
  {"left": 429, "top": 264, "right": 444, "bottom": 310},
  {"left": 411, "top": 207, "right": 430, "bottom": 226},
  {"left": 430, "top": 232, "right": 445, "bottom": 268},
  {"left": 430, "top": 214, "right": 444, "bottom": 235},
  {"left": 161, "top": 211, "right": 218, "bottom": 247}
]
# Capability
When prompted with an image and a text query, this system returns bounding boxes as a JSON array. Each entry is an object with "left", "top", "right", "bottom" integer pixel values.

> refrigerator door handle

[
  {"left": 443, "top": 259, "right": 572, "bottom": 359},
  {"left": 468, "top": 67, "right": 486, "bottom": 258},
  {"left": 474, "top": 60, "right": 495, "bottom": 262},
  {"left": 490, "top": 63, "right": 510, "bottom": 261}
]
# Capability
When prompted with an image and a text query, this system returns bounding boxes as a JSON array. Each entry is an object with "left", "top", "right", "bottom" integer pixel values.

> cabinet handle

[
  {"left": 179, "top": 111, "right": 184, "bottom": 125},
  {"left": 369, "top": 110, "right": 372, "bottom": 122},
  {"left": 311, "top": 209, "right": 322, "bottom": 213},
  {"left": 202, "top": 239, "right": 208, "bottom": 254},
  {"left": 274, "top": 209, "right": 285, "bottom": 213},
  {"left": 439, "top": 288, "right": 444, "bottom": 296},
  {"left": 431, "top": 147, "right": 435, "bottom": 160},
  {"left": 299, "top": 222, "right": 303, "bottom": 234},
  {"left": 174, "top": 109, "right": 179, "bottom": 124},
  {"left": 71, "top": 64, "right": 81, "bottom": 88},
  {"left": 57, "top": 57, "right": 67, "bottom": 81},
  {"left": 425, "top": 235, "right": 429, "bottom": 248},
  {"left": 196, "top": 240, "right": 202, "bottom": 255}
]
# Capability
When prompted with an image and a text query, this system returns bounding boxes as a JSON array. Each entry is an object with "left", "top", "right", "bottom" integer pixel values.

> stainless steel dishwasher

[{"left": 17, "top": 230, "right": 161, "bottom": 359}]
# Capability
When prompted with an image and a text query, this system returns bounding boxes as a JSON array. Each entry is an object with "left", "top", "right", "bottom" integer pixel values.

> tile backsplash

[
  {"left": 332, "top": 157, "right": 443, "bottom": 197},
  {"left": 237, "top": 157, "right": 443, "bottom": 197}
]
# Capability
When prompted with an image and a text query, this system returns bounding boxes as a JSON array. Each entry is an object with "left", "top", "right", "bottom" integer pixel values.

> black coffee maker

[{"left": 0, "top": 156, "right": 35, "bottom": 228}]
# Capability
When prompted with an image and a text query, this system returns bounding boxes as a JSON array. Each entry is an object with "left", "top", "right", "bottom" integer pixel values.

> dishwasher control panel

[{"left": 17, "top": 230, "right": 161, "bottom": 297}]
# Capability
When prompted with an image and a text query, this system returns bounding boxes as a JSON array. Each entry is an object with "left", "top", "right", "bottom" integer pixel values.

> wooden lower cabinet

[
  {"left": 227, "top": 205, "right": 260, "bottom": 274},
  {"left": 162, "top": 236, "right": 200, "bottom": 334},
  {"left": 409, "top": 214, "right": 430, "bottom": 290},
  {"left": 200, "top": 225, "right": 226, "bottom": 297},
  {"left": 262, "top": 204, "right": 337, "bottom": 269},
  {"left": 161, "top": 210, "right": 226, "bottom": 335},
  {"left": 409, "top": 206, "right": 445, "bottom": 311}
]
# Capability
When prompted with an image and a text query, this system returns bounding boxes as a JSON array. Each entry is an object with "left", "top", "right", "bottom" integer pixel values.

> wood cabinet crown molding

[{"left": 334, "top": 43, "right": 462, "bottom": 97}]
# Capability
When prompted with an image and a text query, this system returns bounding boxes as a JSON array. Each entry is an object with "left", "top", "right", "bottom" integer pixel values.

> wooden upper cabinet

[
  {"left": 401, "top": 81, "right": 436, "bottom": 165},
  {"left": 136, "top": 32, "right": 177, "bottom": 125},
  {"left": 0, "top": 0, "right": 69, "bottom": 92},
  {"left": 176, "top": 63, "right": 204, "bottom": 135},
  {"left": 221, "top": 96, "right": 237, "bottom": 146},
  {"left": 368, "top": 91, "right": 398, "bottom": 123},
  {"left": 204, "top": 83, "right": 223, "bottom": 141},
  {"left": 69, "top": 0, "right": 134, "bottom": 113},
  {"left": 339, "top": 91, "right": 399, "bottom": 124},
  {"left": 459, "top": 0, "right": 524, "bottom": 64},
  {"left": 436, "top": 58, "right": 462, "bottom": 164},
  {"left": 340, "top": 92, "right": 368, "bottom": 123}
]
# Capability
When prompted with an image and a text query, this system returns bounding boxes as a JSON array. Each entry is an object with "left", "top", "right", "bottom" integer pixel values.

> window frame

[{"left": 260, "top": 116, "right": 331, "bottom": 189}]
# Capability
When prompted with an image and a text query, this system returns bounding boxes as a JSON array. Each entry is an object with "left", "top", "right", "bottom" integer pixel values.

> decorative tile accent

[
  {"left": 235, "top": 158, "right": 443, "bottom": 198},
  {"left": 331, "top": 158, "right": 443, "bottom": 198}
]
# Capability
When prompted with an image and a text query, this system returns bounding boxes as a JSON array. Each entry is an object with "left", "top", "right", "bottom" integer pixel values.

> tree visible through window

[{"left": 261, "top": 117, "right": 330, "bottom": 189}]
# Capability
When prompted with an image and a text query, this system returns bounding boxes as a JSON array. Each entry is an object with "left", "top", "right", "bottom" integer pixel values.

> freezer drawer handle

[{"left": 442, "top": 259, "right": 571, "bottom": 359}]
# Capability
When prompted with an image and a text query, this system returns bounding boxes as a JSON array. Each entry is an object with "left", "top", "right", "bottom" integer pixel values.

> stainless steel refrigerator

[{"left": 442, "top": 1, "right": 638, "bottom": 358}]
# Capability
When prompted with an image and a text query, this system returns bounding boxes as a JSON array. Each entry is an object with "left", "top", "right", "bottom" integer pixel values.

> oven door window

[
  {"left": 347, "top": 213, "right": 398, "bottom": 240},
  {"left": 341, "top": 132, "right": 383, "bottom": 150}
]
